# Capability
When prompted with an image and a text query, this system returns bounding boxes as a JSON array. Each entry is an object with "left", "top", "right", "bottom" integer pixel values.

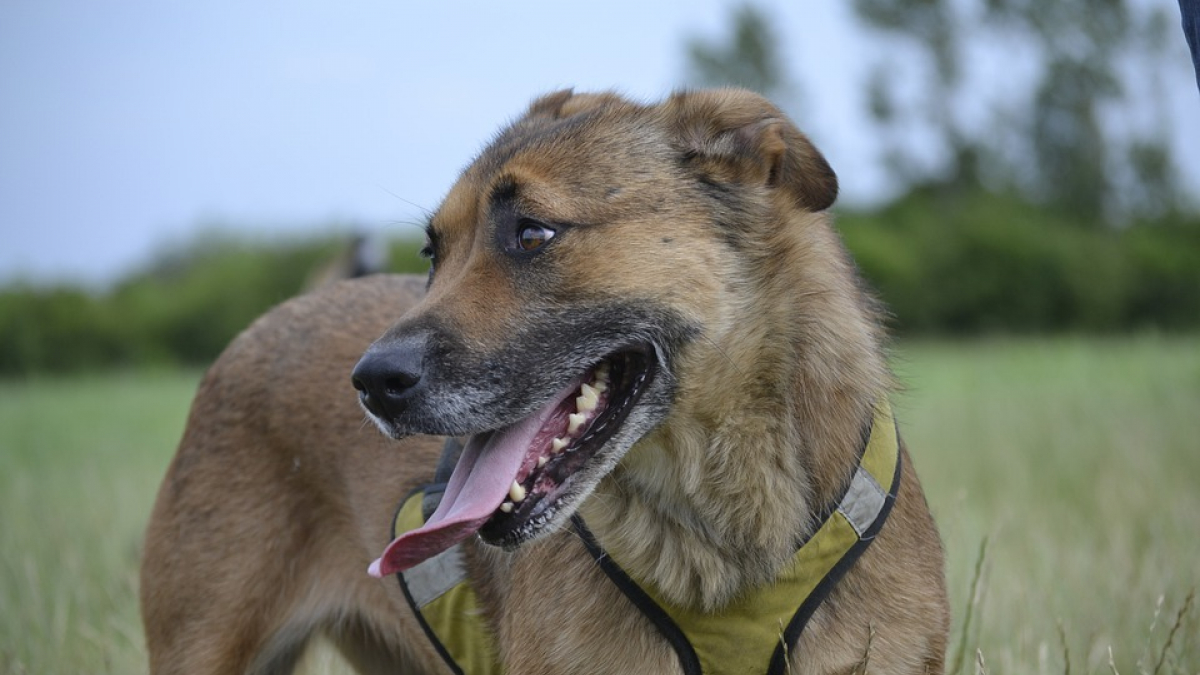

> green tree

[
  {"left": 685, "top": 4, "right": 795, "bottom": 105},
  {"left": 854, "top": 0, "right": 1185, "bottom": 223}
]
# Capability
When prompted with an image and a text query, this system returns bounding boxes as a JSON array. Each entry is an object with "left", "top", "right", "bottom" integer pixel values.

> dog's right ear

[
  {"left": 523, "top": 89, "right": 630, "bottom": 121},
  {"left": 662, "top": 89, "right": 838, "bottom": 212}
]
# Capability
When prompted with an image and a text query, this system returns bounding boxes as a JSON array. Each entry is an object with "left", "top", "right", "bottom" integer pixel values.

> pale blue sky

[{"left": 2, "top": 1, "right": 1196, "bottom": 286}]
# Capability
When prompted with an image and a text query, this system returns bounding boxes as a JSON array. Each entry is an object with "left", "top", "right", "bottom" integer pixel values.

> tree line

[{"left": 2, "top": 201, "right": 1196, "bottom": 377}]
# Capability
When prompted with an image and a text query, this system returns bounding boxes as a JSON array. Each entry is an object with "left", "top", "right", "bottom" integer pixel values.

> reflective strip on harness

[
  {"left": 838, "top": 400, "right": 897, "bottom": 537},
  {"left": 839, "top": 467, "right": 887, "bottom": 537},
  {"left": 404, "top": 545, "right": 469, "bottom": 608}
]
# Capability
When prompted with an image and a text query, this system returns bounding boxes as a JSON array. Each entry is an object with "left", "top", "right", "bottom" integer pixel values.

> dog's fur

[{"left": 141, "top": 89, "right": 949, "bottom": 674}]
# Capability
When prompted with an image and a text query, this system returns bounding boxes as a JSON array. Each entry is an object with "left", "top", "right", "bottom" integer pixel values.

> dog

[{"left": 140, "top": 88, "right": 949, "bottom": 674}]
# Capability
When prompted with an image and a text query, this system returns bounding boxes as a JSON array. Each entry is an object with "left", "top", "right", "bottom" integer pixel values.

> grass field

[{"left": 1, "top": 336, "right": 1197, "bottom": 674}]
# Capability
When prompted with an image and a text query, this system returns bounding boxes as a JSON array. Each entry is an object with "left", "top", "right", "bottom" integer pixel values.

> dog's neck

[{"left": 579, "top": 214, "right": 891, "bottom": 611}]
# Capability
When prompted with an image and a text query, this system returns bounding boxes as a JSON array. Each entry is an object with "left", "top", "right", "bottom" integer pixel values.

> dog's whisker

[
  {"left": 698, "top": 332, "right": 747, "bottom": 380},
  {"left": 385, "top": 218, "right": 431, "bottom": 234},
  {"left": 376, "top": 184, "right": 434, "bottom": 218}
]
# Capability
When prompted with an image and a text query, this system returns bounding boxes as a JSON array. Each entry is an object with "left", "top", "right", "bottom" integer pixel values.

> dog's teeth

[
  {"left": 509, "top": 481, "right": 526, "bottom": 503},
  {"left": 537, "top": 455, "right": 548, "bottom": 468},
  {"left": 499, "top": 501, "right": 514, "bottom": 513},
  {"left": 590, "top": 365, "right": 610, "bottom": 393},
  {"left": 551, "top": 437, "right": 568, "bottom": 453},
  {"left": 576, "top": 385, "right": 599, "bottom": 412},
  {"left": 568, "top": 413, "right": 586, "bottom": 435}
]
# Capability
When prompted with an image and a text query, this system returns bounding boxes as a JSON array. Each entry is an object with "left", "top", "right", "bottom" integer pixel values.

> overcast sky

[{"left": 1, "top": 1, "right": 1197, "bottom": 286}]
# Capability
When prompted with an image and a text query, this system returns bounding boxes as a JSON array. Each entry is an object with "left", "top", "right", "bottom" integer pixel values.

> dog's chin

[{"left": 450, "top": 347, "right": 665, "bottom": 549}]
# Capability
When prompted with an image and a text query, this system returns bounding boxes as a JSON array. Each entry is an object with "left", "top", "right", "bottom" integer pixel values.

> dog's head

[{"left": 353, "top": 89, "right": 837, "bottom": 575}]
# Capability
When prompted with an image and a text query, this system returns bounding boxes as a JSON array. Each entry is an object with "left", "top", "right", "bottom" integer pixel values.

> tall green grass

[
  {"left": 0, "top": 371, "right": 199, "bottom": 674},
  {"left": 894, "top": 336, "right": 1199, "bottom": 674},
  {"left": 1, "top": 337, "right": 1196, "bottom": 673}
]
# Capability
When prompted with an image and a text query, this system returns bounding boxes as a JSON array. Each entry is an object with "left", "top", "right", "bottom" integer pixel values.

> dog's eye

[
  {"left": 517, "top": 221, "right": 556, "bottom": 251},
  {"left": 418, "top": 234, "right": 437, "bottom": 286}
]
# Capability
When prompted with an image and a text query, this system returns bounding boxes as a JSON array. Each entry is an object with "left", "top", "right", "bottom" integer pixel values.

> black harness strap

[{"left": 572, "top": 516, "right": 704, "bottom": 675}]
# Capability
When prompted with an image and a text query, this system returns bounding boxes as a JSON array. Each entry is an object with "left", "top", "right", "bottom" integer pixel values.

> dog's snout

[{"left": 351, "top": 338, "right": 426, "bottom": 421}]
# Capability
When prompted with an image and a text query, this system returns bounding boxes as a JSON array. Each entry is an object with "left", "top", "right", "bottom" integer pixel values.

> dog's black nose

[{"left": 351, "top": 337, "right": 426, "bottom": 421}]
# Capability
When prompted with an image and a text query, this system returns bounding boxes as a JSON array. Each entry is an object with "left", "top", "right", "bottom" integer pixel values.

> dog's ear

[
  {"left": 662, "top": 89, "right": 838, "bottom": 212},
  {"left": 524, "top": 88, "right": 630, "bottom": 121}
]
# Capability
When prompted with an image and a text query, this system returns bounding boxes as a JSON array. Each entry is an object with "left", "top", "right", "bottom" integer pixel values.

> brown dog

[{"left": 141, "top": 89, "right": 949, "bottom": 674}]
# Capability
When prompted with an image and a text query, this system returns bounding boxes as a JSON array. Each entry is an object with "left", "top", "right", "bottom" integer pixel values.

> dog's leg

[
  {"left": 140, "top": 420, "right": 326, "bottom": 674},
  {"left": 142, "top": 479, "right": 421, "bottom": 675}
]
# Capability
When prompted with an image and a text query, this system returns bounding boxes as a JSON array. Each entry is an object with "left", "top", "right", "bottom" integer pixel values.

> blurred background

[
  {"left": 1, "top": 1, "right": 1197, "bottom": 673},
  {"left": 2, "top": 0, "right": 1198, "bottom": 370}
]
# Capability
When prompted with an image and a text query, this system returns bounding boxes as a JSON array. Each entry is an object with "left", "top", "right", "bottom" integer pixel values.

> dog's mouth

[{"left": 369, "top": 348, "right": 656, "bottom": 578}]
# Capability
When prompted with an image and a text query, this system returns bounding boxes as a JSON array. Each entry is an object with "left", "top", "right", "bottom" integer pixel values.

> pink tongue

[{"left": 368, "top": 381, "right": 577, "bottom": 578}]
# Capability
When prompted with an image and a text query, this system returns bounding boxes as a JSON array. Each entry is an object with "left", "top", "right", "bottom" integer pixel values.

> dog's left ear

[
  {"left": 524, "top": 88, "right": 632, "bottom": 122},
  {"left": 662, "top": 89, "right": 838, "bottom": 212}
]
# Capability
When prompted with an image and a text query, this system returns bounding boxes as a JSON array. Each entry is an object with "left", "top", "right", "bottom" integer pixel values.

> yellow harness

[{"left": 392, "top": 401, "right": 901, "bottom": 675}]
